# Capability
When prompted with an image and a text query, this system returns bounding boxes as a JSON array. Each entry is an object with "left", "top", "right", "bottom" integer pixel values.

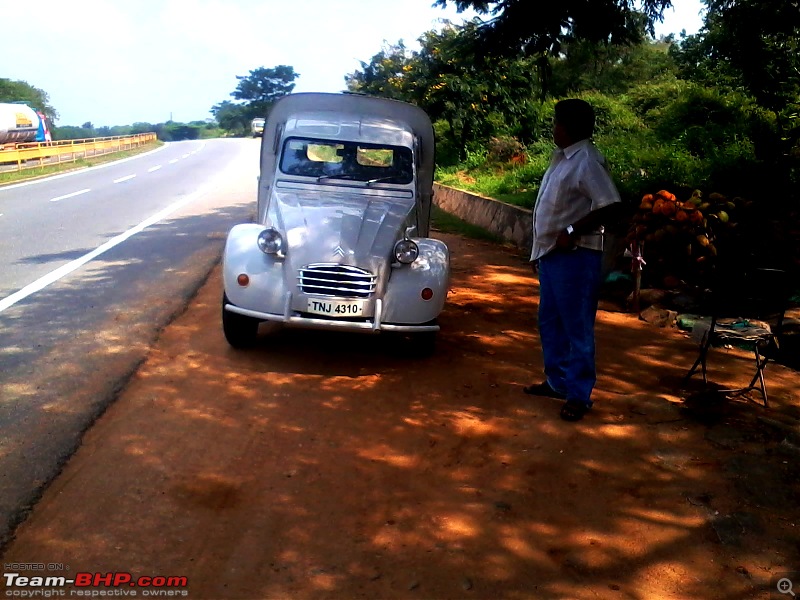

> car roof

[{"left": 260, "top": 93, "right": 434, "bottom": 188}]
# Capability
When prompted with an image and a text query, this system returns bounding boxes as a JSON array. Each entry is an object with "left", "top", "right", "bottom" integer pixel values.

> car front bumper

[{"left": 223, "top": 296, "right": 439, "bottom": 334}]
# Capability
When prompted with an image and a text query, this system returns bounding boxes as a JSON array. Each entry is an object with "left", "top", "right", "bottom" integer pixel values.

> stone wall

[
  {"left": 432, "top": 183, "right": 623, "bottom": 276},
  {"left": 433, "top": 183, "right": 532, "bottom": 253}
]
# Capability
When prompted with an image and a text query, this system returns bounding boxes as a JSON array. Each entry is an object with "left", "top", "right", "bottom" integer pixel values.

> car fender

[
  {"left": 223, "top": 224, "right": 287, "bottom": 314},
  {"left": 382, "top": 238, "right": 450, "bottom": 324}
]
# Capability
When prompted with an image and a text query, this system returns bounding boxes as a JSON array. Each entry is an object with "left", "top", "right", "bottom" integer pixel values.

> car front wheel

[
  {"left": 387, "top": 320, "right": 438, "bottom": 357},
  {"left": 222, "top": 293, "right": 260, "bottom": 348},
  {"left": 415, "top": 330, "right": 437, "bottom": 356}
]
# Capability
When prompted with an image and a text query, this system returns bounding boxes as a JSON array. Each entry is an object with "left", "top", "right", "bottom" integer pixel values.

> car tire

[
  {"left": 387, "top": 320, "right": 437, "bottom": 357},
  {"left": 222, "top": 293, "right": 260, "bottom": 348},
  {"left": 416, "top": 330, "right": 437, "bottom": 356}
]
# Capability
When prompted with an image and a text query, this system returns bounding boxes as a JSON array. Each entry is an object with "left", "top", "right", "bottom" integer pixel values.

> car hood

[{"left": 271, "top": 187, "right": 414, "bottom": 276}]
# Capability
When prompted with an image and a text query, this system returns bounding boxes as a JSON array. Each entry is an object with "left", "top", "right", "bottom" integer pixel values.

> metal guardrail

[{"left": 0, "top": 133, "right": 158, "bottom": 172}]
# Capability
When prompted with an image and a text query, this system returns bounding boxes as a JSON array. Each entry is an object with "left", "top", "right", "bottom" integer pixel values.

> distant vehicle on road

[
  {"left": 222, "top": 92, "right": 450, "bottom": 352},
  {"left": 0, "top": 102, "right": 51, "bottom": 146},
  {"left": 250, "top": 117, "right": 265, "bottom": 137}
]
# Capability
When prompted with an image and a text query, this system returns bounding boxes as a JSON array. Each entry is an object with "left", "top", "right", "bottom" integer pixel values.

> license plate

[{"left": 307, "top": 298, "right": 364, "bottom": 317}]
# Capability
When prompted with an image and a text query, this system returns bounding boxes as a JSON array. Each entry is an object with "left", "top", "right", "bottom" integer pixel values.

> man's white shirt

[{"left": 530, "top": 139, "right": 621, "bottom": 261}]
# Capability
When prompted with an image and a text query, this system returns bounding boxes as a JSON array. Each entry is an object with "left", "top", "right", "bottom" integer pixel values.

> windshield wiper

[
  {"left": 365, "top": 176, "right": 399, "bottom": 186},
  {"left": 316, "top": 174, "right": 361, "bottom": 182}
]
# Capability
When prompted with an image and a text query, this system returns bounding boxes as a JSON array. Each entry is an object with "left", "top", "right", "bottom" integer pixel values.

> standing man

[{"left": 525, "top": 99, "right": 622, "bottom": 421}]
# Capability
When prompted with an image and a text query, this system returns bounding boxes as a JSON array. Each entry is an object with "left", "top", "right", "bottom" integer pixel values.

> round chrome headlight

[
  {"left": 257, "top": 228, "right": 284, "bottom": 254},
  {"left": 394, "top": 239, "right": 419, "bottom": 264}
]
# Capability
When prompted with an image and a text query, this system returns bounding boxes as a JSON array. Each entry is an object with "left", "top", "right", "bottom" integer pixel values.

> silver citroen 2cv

[{"left": 221, "top": 92, "right": 450, "bottom": 350}]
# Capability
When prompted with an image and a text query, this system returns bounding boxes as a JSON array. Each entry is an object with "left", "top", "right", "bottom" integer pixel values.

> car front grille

[{"left": 298, "top": 263, "right": 376, "bottom": 298}]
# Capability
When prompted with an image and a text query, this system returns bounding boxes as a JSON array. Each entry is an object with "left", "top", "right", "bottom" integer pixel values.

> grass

[
  {"left": 493, "top": 190, "right": 537, "bottom": 207},
  {"left": 430, "top": 205, "right": 504, "bottom": 243},
  {"left": 436, "top": 163, "right": 542, "bottom": 210},
  {"left": 0, "top": 142, "right": 164, "bottom": 186}
]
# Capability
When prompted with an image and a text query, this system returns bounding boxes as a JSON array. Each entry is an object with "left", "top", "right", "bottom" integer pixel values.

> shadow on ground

[{"left": 2, "top": 232, "right": 799, "bottom": 600}]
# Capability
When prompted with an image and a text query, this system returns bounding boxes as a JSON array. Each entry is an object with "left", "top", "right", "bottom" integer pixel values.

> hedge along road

[
  {"left": 0, "top": 138, "right": 259, "bottom": 548},
  {"left": 2, "top": 224, "right": 800, "bottom": 598}
]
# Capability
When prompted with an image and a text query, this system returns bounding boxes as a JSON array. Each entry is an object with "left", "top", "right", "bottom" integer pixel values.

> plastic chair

[{"left": 683, "top": 266, "right": 791, "bottom": 407}]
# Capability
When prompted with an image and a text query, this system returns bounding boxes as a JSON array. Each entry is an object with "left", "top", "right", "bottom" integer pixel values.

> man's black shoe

[{"left": 522, "top": 381, "right": 566, "bottom": 400}]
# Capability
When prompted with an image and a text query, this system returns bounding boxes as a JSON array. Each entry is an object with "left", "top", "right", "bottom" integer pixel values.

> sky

[{"left": 2, "top": 0, "right": 705, "bottom": 128}]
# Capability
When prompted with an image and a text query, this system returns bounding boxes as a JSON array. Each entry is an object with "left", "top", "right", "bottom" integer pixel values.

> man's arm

[
  {"left": 555, "top": 202, "right": 624, "bottom": 250},
  {"left": 573, "top": 202, "right": 624, "bottom": 235}
]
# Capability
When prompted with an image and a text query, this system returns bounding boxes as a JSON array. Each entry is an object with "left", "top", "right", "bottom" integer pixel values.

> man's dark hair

[{"left": 554, "top": 99, "right": 595, "bottom": 141}]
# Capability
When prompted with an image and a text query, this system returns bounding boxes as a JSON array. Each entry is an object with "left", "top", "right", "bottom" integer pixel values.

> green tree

[
  {"left": 432, "top": 0, "right": 672, "bottom": 56},
  {"left": 549, "top": 35, "right": 676, "bottom": 98},
  {"left": 51, "top": 125, "right": 94, "bottom": 140},
  {"left": 346, "top": 21, "right": 538, "bottom": 161},
  {"left": 130, "top": 122, "right": 157, "bottom": 135},
  {"left": 210, "top": 100, "right": 249, "bottom": 135},
  {"left": 231, "top": 65, "right": 299, "bottom": 119},
  {"left": 109, "top": 125, "right": 134, "bottom": 136},
  {"left": 700, "top": 0, "right": 799, "bottom": 116},
  {"left": 0, "top": 78, "right": 59, "bottom": 123},
  {"left": 671, "top": 2, "right": 800, "bottom": 115},
  {"left": 345, "top": 42, "right": 413, "bottom": 99},
  {"left": 409, "top": 21, "right": 538, "bottom": 160},
  {"left": 669, "top": 0, "right": 800, "bottom": 193},
  {"left": 164, "top": 122, "right": 201, "bottom": 141}
]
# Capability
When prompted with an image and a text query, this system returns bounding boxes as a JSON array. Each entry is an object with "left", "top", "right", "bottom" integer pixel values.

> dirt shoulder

[{"left": 2, "top": 232, "right": 799, "bottom": 599}]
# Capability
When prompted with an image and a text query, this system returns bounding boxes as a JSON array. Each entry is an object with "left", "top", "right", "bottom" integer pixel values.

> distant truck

[
  {"left": 0, "top": 102, "right": 52, "bottom": 146},
  {"left": 250, "top": 117, "right": 265, "bottom": 137}
]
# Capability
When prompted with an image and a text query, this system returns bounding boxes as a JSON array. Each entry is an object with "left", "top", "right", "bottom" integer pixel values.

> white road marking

[
  {"left": 0, "top": 144, "right": 167, "bottom": 192},
  {"left": 50, "top": 188, "right": 91, "bottom": 203},
  {"left": 181, "top": 154, "right": 190, "bottom": 158},
  {"left": 147, "top": 165, "right": 162, "bottom": 172},
  {"left": 113, "top": 174, "right": 136, "bottom": 184},
  {"left": 169, "top": 159, "right": 179, "bottom": 164},
  {"left": 0, "top": 185, "right": 212, "bottom": 314}
]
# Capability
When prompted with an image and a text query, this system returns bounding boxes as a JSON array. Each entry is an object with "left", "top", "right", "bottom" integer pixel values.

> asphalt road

[{"left": 0, "top": 137, "right": 259, "bottom": 545}]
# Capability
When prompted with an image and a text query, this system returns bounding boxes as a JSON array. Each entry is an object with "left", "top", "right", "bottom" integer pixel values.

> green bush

[
  {"left": 624, "top": 79, "right": 692, "bottom": 124},
  {"left": 433, "top": 119, "right": 460, "bottom": 167},
  {"left": 462, "top": 145, "right": 489, "bottom": 170},
  {"left": 598, "top": 136, "right": 703, "bottom": 204},
  {"left": 512, "top": 98, "right": 556, "bottom": 145},
  {"left": 434, "top": 85, "right": 796, "bottom": 228},
  {"left": 629, "top": 84, "right": 779, "bottom": 196},
  {"left": 578, "top": 91, "right": 645, "bottom": 136},
  {"left": 486, "top": 135, "right": 525, "bottom": 162}
]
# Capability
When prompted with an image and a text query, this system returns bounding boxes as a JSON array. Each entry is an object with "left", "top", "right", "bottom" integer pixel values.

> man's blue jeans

[{"left": 537, "top": 247, "right": 603, "bottom": 405}]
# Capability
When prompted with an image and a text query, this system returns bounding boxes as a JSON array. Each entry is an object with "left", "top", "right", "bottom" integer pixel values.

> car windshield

[{"left": 279, "top": 137, "right": 413, "bottom": 184}]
